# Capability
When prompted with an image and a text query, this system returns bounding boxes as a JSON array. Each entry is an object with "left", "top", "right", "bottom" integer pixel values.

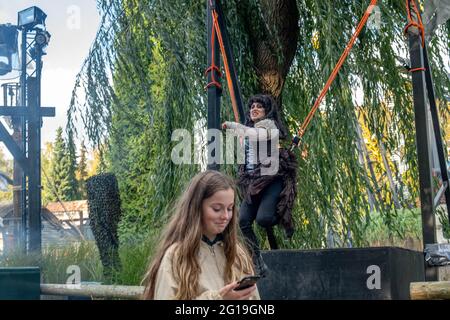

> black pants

[{"left": 239, "top": 178, "right": 283, "bottom": 257}]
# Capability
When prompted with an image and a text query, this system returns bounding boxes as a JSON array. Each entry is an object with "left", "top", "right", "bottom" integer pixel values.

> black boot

[
  {"left": 253, "top": 252, "right": 268, "bottom": 278},
  {"left": 241, "top": 225, "right": 269, "bottom": 277},
  {"left": 266, "top": 226, "right": 278, "bottom": 250}
]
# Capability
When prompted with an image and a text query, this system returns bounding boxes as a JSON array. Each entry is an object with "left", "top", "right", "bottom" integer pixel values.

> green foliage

[
  {"left": 0, "top": 147, "right": 13, "bottom": 201},
  {"left": 362, "top": 208, "right": 422, "bottom": 248},
  {"left": 0, "top": 235, "right": 159, "bottom": 286},
  {"left": 0, "top": 242, "right": 103, "bottom": 284},
  {"left": 47, "top": 127, "right": 74, "bottom": 202},
  {"left": 77, "top": 140, "right": 89, "bottom": 199},
  {"left": 41, "top": 142, "right": 54, "bottom": 205},
  {"left": 106, "top": 2, "right": 201, "bottom": 243},
  {"left": 67, "top": 0, "right": 450, "bottom": 249},
  {"left": 109, "top": 229, "right": 161, "bottom": 285},
  {"left": 66, "top": 131, "right": 79, "bottom": 200},
  {"left": 44, "top": 128, "right": 89, "bottom": 203},
  {"left": 437, "top": 207, "right": 450, "bottom": 240}
]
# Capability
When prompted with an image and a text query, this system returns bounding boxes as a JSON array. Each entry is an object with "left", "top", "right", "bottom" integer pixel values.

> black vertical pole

[
  {"left": 422, "top": 45, "right": 450, "bottom": 226},
  {"left": 18, "top": 29, "right": 27, "bottom": 253},
  {"left": 27, "top": 75, "right": 41, "bottom": 254},
  {"left": 407, "top": 29, "right": 437, "bottom": 281},
  {"left": 214, "top": 0, "right": 245, "bottom": 123},
  {"left": 2, "top": 85, "right": 6, "bottom": 107},
  {"left": 207, "top": 0, "right": 221, "bottom": 171}
]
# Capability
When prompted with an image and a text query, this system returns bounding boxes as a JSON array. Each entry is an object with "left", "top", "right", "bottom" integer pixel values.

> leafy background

[{"left": 3, "top": 0, "right": 449, "bottom": 285}]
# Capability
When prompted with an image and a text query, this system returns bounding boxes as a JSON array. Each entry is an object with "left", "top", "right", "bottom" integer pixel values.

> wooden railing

[
  {"left": 410, "top": 281, "right": 450, "bottom": 300},
  {"left": 40, "top": 284, "right": 145, "bottom": 300},
  {"left": 42, "top": 281, "right": 450, "bottom": 300}
]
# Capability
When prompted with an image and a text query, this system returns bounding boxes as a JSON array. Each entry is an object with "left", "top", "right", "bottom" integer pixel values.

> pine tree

[
  {"left": 41, "top": 142, "right": 54, "bottom": 205},
  {"left": 77, "top": 140, "right": 88, "bottom": 199},
  {"left": 49, "top": 127, "right": 72, "bottom": 202}
]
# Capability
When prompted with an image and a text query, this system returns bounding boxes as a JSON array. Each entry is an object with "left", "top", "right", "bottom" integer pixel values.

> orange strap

[
  {"left": 204, "top": 21, "right": 222, "bottom": 91},
  {"left": 211, "top": 9, "right": 240, "bottom": 122},
  {"left": 409, "top": 67, "right": 426, "bottom": 73},
  {"left": 204, "top": 0, "right": 240, "bottom": 123},
  {"left": 404, "top": 0, "right": 425, "bottom": 47},
  {"left": 297, "top": 0, "right": 379, "bottom": 140}
]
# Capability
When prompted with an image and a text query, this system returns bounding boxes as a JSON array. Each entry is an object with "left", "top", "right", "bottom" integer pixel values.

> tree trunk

[
  {"left": 236, "top": 0, "right": 299, "bottom": 103},
  {"left": 355, "top": 117, "right": 384, "bottom": 211}
]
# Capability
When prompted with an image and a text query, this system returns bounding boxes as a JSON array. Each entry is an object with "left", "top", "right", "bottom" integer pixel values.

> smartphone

[{"left": 234, "top": 275, "right": 261, "bottom": 291}]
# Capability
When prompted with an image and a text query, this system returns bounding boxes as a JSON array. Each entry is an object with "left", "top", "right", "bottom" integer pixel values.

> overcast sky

[{"left": 0, "top": 1, "right": 100, "bottom": 157}]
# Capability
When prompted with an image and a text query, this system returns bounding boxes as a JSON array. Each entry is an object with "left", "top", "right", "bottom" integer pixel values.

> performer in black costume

[{"left": 222, "top": 94, "right": 298, "bottom": 276}]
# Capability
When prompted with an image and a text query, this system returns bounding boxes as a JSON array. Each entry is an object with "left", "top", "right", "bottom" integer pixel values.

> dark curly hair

[{"left": 244, "top": 94, "right": 288, "bottom": 139}]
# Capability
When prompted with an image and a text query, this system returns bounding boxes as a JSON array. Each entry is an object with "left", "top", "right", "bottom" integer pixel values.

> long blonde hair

[{"left": 142, "top": 170, "right": 254, "bottom": 299}]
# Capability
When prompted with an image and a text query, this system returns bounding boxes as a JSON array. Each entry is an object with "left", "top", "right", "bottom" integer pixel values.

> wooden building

[{"left": 0, "top": 200, "right": 93, "bottom": 255}]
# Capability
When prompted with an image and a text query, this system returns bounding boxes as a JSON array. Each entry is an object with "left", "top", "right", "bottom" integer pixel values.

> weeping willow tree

[{"left": 67, "top": 0, "right": 450, "bottom": 248}]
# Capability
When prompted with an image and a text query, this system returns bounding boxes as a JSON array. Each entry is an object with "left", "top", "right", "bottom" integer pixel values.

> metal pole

[
  {"left": 2, "top": 85, "right": 6, "bottom": 107},
  {"left": 422, "top": 45, "right": 450, "bottom": 227},
  {"left": 207, "top": 0, "right": 221, "bottom": 171},
  {"left": 27, "top": 74, "right": 41, "bottom": 254},
  {"left": 407, "top": 29, "right": 437, "bottom": 281},
  {"left": 15, "top": 28, "right": 27, "bottom": 254},
  {"left": 26, "top": 39, "right": 44, "bottom": 254}
]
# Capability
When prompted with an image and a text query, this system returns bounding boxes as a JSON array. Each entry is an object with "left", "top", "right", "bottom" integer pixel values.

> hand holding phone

[{"left": 234, "top": 275, "right": 261, "bottom": 291}]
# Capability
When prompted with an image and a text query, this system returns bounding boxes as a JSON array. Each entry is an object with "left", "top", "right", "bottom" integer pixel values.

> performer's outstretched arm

[{"left": 222, "top": 119, "right": 279, "bottom": 141}]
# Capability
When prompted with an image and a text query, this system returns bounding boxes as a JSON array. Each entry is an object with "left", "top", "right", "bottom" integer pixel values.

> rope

[
  {"left": 404, "top": 0, "right": 425, "bottom": 47},
  {"left": 295, "top": 0, "right": 379, "bottom": 145}
]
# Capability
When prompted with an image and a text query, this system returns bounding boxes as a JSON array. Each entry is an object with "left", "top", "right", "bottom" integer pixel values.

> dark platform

[
  {"left": 259, "top": 247, "right": 425, "bottom": 300},
  {"left": 0, "top": 267, "right": 40, "bottom": 300}
]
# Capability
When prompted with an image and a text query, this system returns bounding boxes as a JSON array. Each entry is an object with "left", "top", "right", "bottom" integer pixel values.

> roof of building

[
  {"left": 0, "top": 201, "right": 13, "bottom": 219},
  {"left": 0, "top": 201, "right": 84, "bottom": 239},
  {"left": 0, "top": 200, "right": 89, "bottom": 219},
  {"left": 45, "top": 200, "right": 88, "bottom": 213}
]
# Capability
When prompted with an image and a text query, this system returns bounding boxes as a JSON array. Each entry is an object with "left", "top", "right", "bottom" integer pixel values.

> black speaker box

[{"left": 259, "top": 247, "right": 425, "bottom": 300}]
